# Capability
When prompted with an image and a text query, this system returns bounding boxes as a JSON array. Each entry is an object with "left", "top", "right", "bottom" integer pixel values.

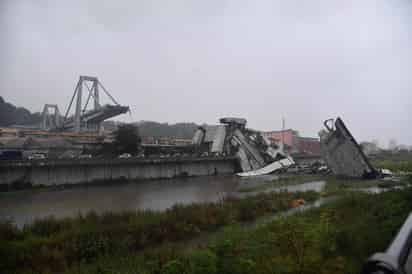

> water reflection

[
  {"left": 0, "top": 175, "right": 242, "bottom": 226},
  {"left": 354, "top": 185, "right": 405, "bottom": 194},
  {"left": 0, "top": 175, "right": 326, "bottom": 227}
]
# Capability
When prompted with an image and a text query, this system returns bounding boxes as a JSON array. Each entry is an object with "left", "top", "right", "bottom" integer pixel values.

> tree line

[
  {"left": 1, "top": 97, "right": 203, "bottom": 140},
  {"left": 0, "top": 97, "right": 42, "bottom": 127}
]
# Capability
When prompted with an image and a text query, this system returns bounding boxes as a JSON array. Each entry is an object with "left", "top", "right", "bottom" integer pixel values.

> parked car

[
  {"left": 362, "top": 212, "right": 412, "bottom": 274},
  {"left": 135, "top": 153, "right": 145, "bottom": 158},
  {"left": 118, "top": 153, "right": 132, "bottom": 159},
  {"left": 0, "top": 150, "right": 23, "bottom": 160},
  {"left": 78, "top": 154, "right": 92, "bottom": 159},
  {"left": 28, "top": 153, "right": 46, "bottom": 160}
]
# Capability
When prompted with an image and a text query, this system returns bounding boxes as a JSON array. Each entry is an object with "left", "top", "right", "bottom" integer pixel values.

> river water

[{"left": 0, "top": 175, "right": 326, "bottom": 227}]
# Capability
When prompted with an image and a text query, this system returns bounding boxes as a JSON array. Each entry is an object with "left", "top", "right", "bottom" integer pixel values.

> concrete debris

[
  {"left": 319, "top": 117, "right": 378, "bottom": 179},
  {"left": 191, "top": 126, "right": 206, "bottom": 145},
  {"left": 237, "top": 156, "right": 295, "bottom": 177},
  {"left": 380, "top": 168, "right": 393, "bottom": 177},
  {"left": 211, "top": 125, "right": 227, "bottom": 153},
  {"left": 194, "top": 117, "right": 294, "bottom": 176},
  {"left": 286, "top": 162, "right": 331, "bottom": 175}
]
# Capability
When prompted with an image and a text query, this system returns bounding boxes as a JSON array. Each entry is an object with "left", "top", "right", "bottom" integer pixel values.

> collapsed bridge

[
  {"left": 192, "top": 117, "right": 295, "bottom": 176},
  {"left": 41, "top": 76, "right": 129, "bottom": 133},
  {"left": 319, "top": 117, "right": 379, "bottom": 179}
]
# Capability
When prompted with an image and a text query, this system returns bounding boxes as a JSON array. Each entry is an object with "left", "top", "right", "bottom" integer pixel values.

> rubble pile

[
  {"left": 193, "top": 117, "right": 294, "bottom": 176},
  {"left": 319, "top": 117, "right": 379, "bottom": 179}
]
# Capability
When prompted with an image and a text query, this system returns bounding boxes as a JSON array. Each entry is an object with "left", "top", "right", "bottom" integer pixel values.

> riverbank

[
  {"left": 2, "top": 167, "right": 411, "bottom": 273},
  {"left": 0, "top": 190, "right": 319, "bottom": 274},
  {"left": 237, "top": 173, "right": 411, "bottom": 196},
  {"left": 372, "top": 158, "right": 412, "bottom": 172},
  {"left": 59, "top": 188, "right": 412, "bottom": 274},
  {"left": 1, "top": 173, "right": 410, "bottom": 228}
]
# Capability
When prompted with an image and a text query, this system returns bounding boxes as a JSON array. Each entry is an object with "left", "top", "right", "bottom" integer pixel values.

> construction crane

[{"left": 53, "top": 75, "right": 130, "bottom": 132}]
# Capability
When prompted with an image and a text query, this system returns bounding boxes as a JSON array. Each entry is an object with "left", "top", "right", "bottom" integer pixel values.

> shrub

[
  {"left": 188, "top": 250, "right": 217, "bottom": 274},
  {"left": 161, "top": 259, "right": 186, "bottom": 274},
  {"left": 2, "top": 190, "right": 319, "bottom": 274}
]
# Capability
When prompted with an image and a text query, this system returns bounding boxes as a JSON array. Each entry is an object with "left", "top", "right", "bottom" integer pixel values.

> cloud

[{"left": 1, "top": 0, "right": 411, "bottom": 146}]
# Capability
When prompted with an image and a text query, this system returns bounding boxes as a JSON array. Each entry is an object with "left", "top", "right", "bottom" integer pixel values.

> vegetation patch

[
  {"left": 0, "top": 191, "right": 318, "bottom": 274},
  {"left": 237, "top": 174, "right": 405, "bottom": 196},
  {"left": 238, "top": 175, "right": 325, "bottom": 193},
  {"left": 62, "top": 188, "right": 412, "bottom": 274},
  {"left": 372, "top": 159, "right": 412, "bottom": 172},
  {"left": 323, "top": 175, "right": 412, "bottom": 196}
]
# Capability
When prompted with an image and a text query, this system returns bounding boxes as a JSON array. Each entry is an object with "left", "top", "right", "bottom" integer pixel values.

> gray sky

[{"left": 1, "top": 0, "right": 412, "bottom": 147}]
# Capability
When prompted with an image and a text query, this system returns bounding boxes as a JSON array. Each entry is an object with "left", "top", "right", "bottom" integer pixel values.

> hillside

[{"left": 0, "top": 97, "right": 41, "bottom": 127}]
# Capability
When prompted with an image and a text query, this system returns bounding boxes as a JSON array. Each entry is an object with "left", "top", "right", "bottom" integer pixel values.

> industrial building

[{"left": 262, "top": 129, "right": 320, "bottom": 156}]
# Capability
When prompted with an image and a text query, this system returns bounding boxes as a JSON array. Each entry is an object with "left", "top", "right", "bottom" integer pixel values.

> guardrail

[
  {"left": 362, "top": 212, "right": 412, "bottom": 274},
  {"left": 0, "top": 156, "right": 238, "bottom": 167}
]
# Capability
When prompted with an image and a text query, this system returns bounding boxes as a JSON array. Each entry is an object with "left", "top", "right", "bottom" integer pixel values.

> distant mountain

[{"left": 0, "top": 97, "right": 42, "bottom": 127}]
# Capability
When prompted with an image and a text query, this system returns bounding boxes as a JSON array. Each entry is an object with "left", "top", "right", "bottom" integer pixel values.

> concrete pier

[{"left": 0, "top": 157, "right": 237, "bottom": 187}]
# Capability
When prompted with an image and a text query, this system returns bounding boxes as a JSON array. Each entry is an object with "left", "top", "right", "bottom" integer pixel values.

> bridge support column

[{"left": 75, "top": 80, "right": 82, "bottom": 132}]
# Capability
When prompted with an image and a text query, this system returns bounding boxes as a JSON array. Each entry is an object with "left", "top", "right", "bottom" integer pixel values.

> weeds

[
  {"left": 372, "top": 159, "right": 412, "bottom": 172},
  {"left": 62, "top": 188, "right": 412, "bottom": 274},
  {"left": 238, "top": 175, "right": 325, "bottom": 193},
  {"left": 0, "top": 191, "right": 318, "bottom": 274}
]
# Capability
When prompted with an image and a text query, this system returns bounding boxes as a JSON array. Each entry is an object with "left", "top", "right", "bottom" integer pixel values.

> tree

[
  {"left": 0, "top": 96, "right": 42, "bottom": 126},
  {"left": 113, "top": 124, "right": 141, "bottom": 155}
]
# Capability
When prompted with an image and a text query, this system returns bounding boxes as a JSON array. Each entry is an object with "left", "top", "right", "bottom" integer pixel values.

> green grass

[
  {"left": 0, "top": 190, "right": 319, "bottom": 274},
  {"left": 238, "top": 174, "right": 389, "bottom": 196},
  {"left": 238, "top": 175, "right": 325, "bottom": 193},
  {"left": 3, "top": 164, "right": 412, "bottom": 274},
  {"left": 322, "top": 175, "right": 412, "bottom": 196},
  {"left": 61, "top": 188, "right": 412, "bottom": 274},
  {"left": 322, "top": 177, "right": 380, "bottom": 196},
  {"left": 236, "top": 171, "right": 410, "bottom": 197},
  {"left": 372, "top": 159, "right": 412, "bottom": 172}
]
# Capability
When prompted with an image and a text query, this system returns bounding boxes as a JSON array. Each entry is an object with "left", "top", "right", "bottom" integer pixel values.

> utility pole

[{"left": 281, "top": 117, "right": 285, "bottom": 153}]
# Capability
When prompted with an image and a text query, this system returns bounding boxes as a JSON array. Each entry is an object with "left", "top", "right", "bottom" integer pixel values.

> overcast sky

[{"left": 1, "top": 0, "right": 411, "bottom": 147}]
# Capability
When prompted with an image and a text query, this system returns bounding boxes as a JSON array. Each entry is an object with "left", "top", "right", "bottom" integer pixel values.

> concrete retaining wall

[{"left": 0, "top": 157, "right": 237, "bottom": 187}]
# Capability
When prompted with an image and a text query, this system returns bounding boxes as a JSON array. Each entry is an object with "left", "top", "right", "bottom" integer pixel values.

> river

[{"left": 0, "top": 174, "right": 326, "bottom": 227}]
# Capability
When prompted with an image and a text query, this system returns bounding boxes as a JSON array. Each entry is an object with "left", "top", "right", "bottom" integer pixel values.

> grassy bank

[
  {"left": 64, "top": 188, "right": 412, "bottom": 274},
  {"left": 0, "top": 191, "right": 318, "bottom": 274},
  {"left": 238, "top": 175, "right": 325, "bottom": 193},
  {"left": 239, "top": 173, "right": 411, "bottom": 197},
  {"left": 372, "top": 159, "right": 412, "bottom": 172},
  {"left": 2, "top": 170, "right": 411, "bottom": 274}
]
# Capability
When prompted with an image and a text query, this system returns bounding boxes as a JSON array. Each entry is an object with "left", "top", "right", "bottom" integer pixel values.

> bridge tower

[
  {"left": 41, "top": 104, "right": 61, "bottom": 130},
  {"left": 72, "top": 76, "right": 101, "bottom": 132},
  {"left": 62, "top": 76, "right": 126, "bottom": 133}
]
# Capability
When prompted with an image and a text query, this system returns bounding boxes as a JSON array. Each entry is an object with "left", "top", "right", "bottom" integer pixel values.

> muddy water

[{"left": 0, "top": 174, "right": 323, "bottom": 227}]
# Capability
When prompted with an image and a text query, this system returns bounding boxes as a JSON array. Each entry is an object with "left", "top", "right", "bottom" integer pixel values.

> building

[
  {"left": 0, "top": 127, "right": 20, "bottom": 138},
  {"left": 173, "top": 138, "right": 192, "bottom": 146},
  {"left": 1, "top": 136, "right": 81, "bottom": 158},
  {"left": 298, "top": 137, "right": 320, "bottom": 155},
  {"left": 263, "top": 129, "right": 320, "bottom": 156},
  {"left": 262, "top": 129, "right": 299, "bottom": 151}
]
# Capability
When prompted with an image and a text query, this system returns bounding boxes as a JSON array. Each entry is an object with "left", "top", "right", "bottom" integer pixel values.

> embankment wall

[{"left": 0, "top": 157, "right": 237, "bottom": 187}]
